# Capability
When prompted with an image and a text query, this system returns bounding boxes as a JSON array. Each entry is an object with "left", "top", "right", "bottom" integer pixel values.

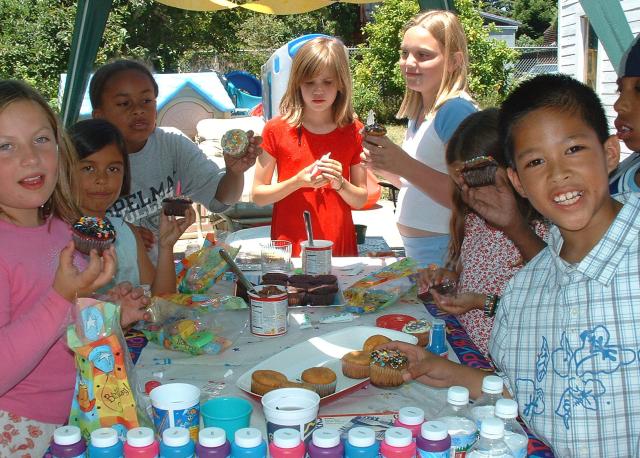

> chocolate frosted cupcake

[
  {"left": 306, "top": 283, "right": 339, "bottom": 305},
  {"left": 72, "top": 216, "right": 116, "bottom": 255},
  {"left": 314, "top": 275, "right": 338, "bottom": 285},
  {"left": 286, "top": 285, "right": 306, "bottom": 306},
  {"left": 288, "top": 274, "right": 314, "bottom": 286},
  {"left": 369, "top": 349, "right": 408, "bottom": 388},
  {"left": 460, "top": 155, "right": 498, "bottom": 187},
  {"left": 162, "top": 195, "right": 193, "bottom": 216},
  {"left": 261, "top": 272, "right": 289, "bottom": 286}
]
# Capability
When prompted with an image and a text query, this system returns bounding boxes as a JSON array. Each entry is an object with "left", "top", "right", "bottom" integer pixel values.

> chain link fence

[{"left": 511, "top": 46, "right": 558, "bottom": 78}]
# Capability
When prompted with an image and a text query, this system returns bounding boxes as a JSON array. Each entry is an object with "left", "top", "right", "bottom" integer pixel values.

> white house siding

[{"left": 558, "top": 0, "right": 640, "bottom": 157}]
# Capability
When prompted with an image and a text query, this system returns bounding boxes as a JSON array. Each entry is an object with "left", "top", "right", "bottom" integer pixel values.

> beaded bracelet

[
  {"left": 335, "top": 176, "right": 345, "bottom": 192},
  {"left": 484, "top": 294, "right": 499, "bottom": 318}
]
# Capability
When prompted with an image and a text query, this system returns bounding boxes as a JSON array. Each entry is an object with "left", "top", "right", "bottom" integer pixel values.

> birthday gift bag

[{"left": 67, "top": 298, "right": 140, "bottom": 440}]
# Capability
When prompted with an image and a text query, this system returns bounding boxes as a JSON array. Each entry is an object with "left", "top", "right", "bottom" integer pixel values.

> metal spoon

[
  {"left": 303, "top": 210, "right": 314, "bottom": 247},
  {"left": 219, "top": 248, "right": 257, "bottom": 295}
]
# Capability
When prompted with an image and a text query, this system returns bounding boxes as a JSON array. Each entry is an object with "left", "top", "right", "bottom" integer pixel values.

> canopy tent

[{"left": 60, "top": 0, "right": 634, "bottom": 127}]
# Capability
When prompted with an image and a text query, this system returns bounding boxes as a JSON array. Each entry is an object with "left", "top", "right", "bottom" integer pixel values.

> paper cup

[
  {"left": 201, "top": 397, "right": 253, "bottom": 439},
  {"left": 261, "top": 388, "right": 320, "bottom": 444},
  {"left": 150, "top": 383, "right": 200, "bottom": 441},
  {"left": 301, "top": 240, "right": 333, "bottom": 275}
]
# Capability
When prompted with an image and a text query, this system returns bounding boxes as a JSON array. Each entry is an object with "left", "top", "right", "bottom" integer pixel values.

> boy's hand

[
  {"left": 223, "top": 130, "right": 261, "bottom": 174},
  {"left": 157, "top": 207, "right": 196, "bottom": 250},
  {"left": 432, "top": 291, "right": 485, "bottom": 315},
  {"left": 462, "top": 168, "right": 521, "bottom": 230},
  {"left": 381, "top": 341, "right": 460, "bottom": 388},
  {"left": 106, "top": 281, "right": 151, "bottom": 328},
  {"left": 54, "top": 243, "right": 117, "bottom": 302},
  {"left": 134, "top": 225, "right": 155, "bottom": 251}
]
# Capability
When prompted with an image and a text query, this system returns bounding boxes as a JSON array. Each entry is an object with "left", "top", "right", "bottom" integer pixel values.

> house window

[{"left": 582, "top": 17, "right": 598, "bottom": 90}]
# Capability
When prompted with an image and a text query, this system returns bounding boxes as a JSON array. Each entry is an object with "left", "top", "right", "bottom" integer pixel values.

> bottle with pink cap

[
  {"left": 268, "top": 428, "right": 306, "bottom": 458},
  {"left": 124, "top": 427, "right": 159, "bottom": 458},
  {"left": 394, "top": 407, "right": 425, "bottom": 438},
  {"left": 196, "top": 427, "right": 231, "bottom": 458},
  {"left": 307, "top": 428, "right": 344, "bottom": 458},
  {"left": 380, "top": 427, "right": 416, "bottom": 458}
]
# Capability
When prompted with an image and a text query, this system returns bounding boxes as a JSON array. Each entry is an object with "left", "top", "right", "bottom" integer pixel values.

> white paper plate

[{"left": 236, "top": 326, "right": 418, "bottom": 404}]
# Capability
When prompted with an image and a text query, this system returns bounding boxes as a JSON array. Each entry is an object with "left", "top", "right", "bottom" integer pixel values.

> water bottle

[
  {"left": 89, "top": 427, "right": 124, "bottom": 457},
  {"left": 416, "top": 421, "right": 451, "bottom": 458},
  {"left": 51, "top": 425, "right": 87, "bottom": 458},
  {"left": 196, "top": 427, "right": 231, "bottom": 458},
  {"left": 427, "top": 319, "right": 448, "bottom": 358},
  {"left": 124, "top": 427, "right": 159, "bottom": 458},
  {"left": 467, "top": 417, "right": 513, "bottom": 457},
  {"left": 268, "top": 428, "right": 306, "bottom": 458},
  {"left": 470, "top": 375, "right": 504, "bottom": 429},
  {"left": 380, "top": 427, "right": 416, "bottom": 458},
  {"left": 307, "top": 428, "right": 344, "bottom": 458},
  {"left": 159, "top": 427, "right": 195, "bottom": 457},
  {"left": 230, "top": 428, "right": 267, "bottom": 458},
  {"left": 436, "top": 386, "right": 478, "bottom": 458},
  {"left": 394, "top": 407, "right": 425, "bottom": 438},
  {"left": 344, "top": 427, "right": 379, "bottom": 458},
  {"left": 494, "top": 400, "right": 528, "bottom": 458}
]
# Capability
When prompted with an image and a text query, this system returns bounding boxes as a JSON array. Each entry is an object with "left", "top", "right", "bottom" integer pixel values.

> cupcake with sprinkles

[
  {"left": 402, "top": 319, "right": 432, "bottom": 347},
  {"left": 72, "top": 216, "right": 116, "bottom": 255},
  {"left": 369, "top": 349, "right": 408, "bottom": 388},
  {"left": 221, "top": 128, "right": 249, "bottom": 158}
]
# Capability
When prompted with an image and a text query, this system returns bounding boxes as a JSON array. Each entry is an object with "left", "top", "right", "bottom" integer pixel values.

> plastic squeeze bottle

[
  {"left": 124, "top": 427, "right": 159, "bottom": 458},
  {"left": 394, "top": 407, "right": 425, "bottom": 438},
  {"left": 344, "top": 427, "right": 379, "bottom": 458},
  {"left": 268, "top": 428, "right": 306, "bottom": 458},
  {"left": 435, "top": 386, "right": 478, "bottom": 458},
  {"left": 470, "top": 375, "right": 504, "bottom": 429},
  {"left": 230, "top": 428, "right": 267, "bottom": 458},
  {"left": 51, "top": 425, "right": 87, "bottom": 458},
  {"left": 467, "top": 417, "right": 513, "bottom": 458},
  {"left": 380, "top": 427, "right": 416, "bottom": 458},
  {"left": 159, "top": 427, "right": 195, "bottom": 457},
  {"left": 307, "top": 428, "right": 344, "bottom": 458},
  {"left": 416, "top": 421, "right": 451, "bottom": 458},
  {"left": 494, "top": 399, "right": 528, "bottom": 458},
  {"left": 88, "top": 427, "right": 124, "bottom": 458},
  {"left": 427, "top": 319, "right": 448, "bottom": 358},
  {"left": 195, "top": 427, "right": 231, "bottom": 458}
]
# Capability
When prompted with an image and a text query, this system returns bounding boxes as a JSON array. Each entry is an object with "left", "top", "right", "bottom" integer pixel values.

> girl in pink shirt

[{"left": 0, "top": 80, "right": 148, "bottom": 457}]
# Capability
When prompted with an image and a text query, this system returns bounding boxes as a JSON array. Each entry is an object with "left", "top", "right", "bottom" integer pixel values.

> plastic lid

[
  {"left": 348, "top": 427, "right": 376, "bottom": 447},
  {"left": 481, "top": 375, "right": 503, "bottom": 394},
  {"left": 163, "top": 427, "right": 190, "bottom": 447},
  {"left": 479, "top": 417, "right": 505, "bottom": 439},
  {"left": 312, "top": 428, "right": 340, "bottom": 448},
  {"left": 90, "top": 428, "right": 119, "bottom": 448},
  {"left": 376, "top": 314, "right": 416, "bottom": 331},
  {"left": 398, "top": 406, "right": 425, "bottom": 425},
  {"left": 432, "top": 318, "right": 445, "bottom": 328},
  {"left": 420, "top": 421, "right": 448, "bottom": 441},
  {"left": 199, "top": 428, "right": 227, "bottom": 448},
  {"left": 384, "top": 427, "right": 412, "bottom": 447},
  {"left": 127, "top": 427, "right": 155, "bottom": 447},
  {"left": 273, "top": 428, "right": 301, "bottom": 448},
  {"left": 494, "top": 399, "right": 518, "bottom": 419},
  {"left": 144, "top": 380, "right": 162, "bottom": 395},
  {"left": 54, "top": 426, "right": 82, "bottom": 446},
  {"left": 447, "top": 386, "right": 469, "bottom": 406},
  {"left": 234, "top": 428, "right": 263, "bottom": 448}
]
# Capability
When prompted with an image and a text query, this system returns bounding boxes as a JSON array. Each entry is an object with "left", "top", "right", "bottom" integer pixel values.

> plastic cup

[
  {"left": 260, "top": 240, "right": 292, "bottom": 273},
  {"left": 261, "top": 388, "right": 320, "bottom": 445},
  {"left": 201, "top": 397, "right": 253, "bottom": 439},
  {"left": 150, "top": 383, "right": 200, "bottom": 441}
]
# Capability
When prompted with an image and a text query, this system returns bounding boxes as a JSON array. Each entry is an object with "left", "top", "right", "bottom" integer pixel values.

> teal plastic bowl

[{"left": 201, "top": 397, "right": 253, "bottom": 439}]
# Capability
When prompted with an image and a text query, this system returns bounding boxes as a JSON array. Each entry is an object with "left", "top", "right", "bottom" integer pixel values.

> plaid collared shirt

[{"left": 489, "top": 192, "right": 640, "bottom": 457}]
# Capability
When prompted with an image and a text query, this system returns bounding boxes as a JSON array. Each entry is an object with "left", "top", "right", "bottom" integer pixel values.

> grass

[{"left": 385, "top": 123, "right": 406, "bottom": 145}]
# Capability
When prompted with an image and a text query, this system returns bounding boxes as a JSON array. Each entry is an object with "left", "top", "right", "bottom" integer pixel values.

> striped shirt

[{"left": 489, "top": 192, "right": 640, "bottom": 457}]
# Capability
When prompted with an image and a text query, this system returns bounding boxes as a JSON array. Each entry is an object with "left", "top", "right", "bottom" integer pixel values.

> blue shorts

[{"left": 401, "top": 234, "right": 450, "bottom": 268}]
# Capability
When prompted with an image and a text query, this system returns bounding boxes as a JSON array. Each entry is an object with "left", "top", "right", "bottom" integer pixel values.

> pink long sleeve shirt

[{"left": 0, "top": 217, "right": 82, "bottom": 424}]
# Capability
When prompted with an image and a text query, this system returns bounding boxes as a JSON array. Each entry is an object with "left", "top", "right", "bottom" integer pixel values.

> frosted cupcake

[
  {"left": 221, "top": 129, "right": 249, "bottom": 158},
  {"left": 402, "top": 319, "right": 432, "bottom": 347},
  {"left": 72, "top": 216, "right": 116, "bottom": 255},
  {"left": 369, "top": 349, "right": 408, "bottom": 388}
]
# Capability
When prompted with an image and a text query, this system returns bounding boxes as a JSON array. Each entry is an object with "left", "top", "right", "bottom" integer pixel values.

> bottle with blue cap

[
  {"left": 470, "top": 375, "right": 504, "bottom": 429},
  {"left": 467, "top": 417, "right": 513, "bottom": 458},
  {"left": 159, "top": 427, "right": 194, "bottom": 458},
  {"left": 344, "top": 426, "right": 379, "bottom": 458},
  {"left": 230, "top": 427, "right": 267, "bottom": 458},
  {"left": 308, "top": 428, "right": 344, "bottom": 458},
  {"left": 196, "top": 427, "right": 231, "bottom": 458},
  {"left": 494, "top": 400, "right": 528, "bottom": 458},
  {"left": 89, "top": 427, "right": 123, "bottom": 457}
]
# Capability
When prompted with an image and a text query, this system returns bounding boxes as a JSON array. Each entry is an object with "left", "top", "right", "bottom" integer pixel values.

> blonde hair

[
  {"left": 396, "top": 10, "right": 469, "bottom": 121},
  {"left": 0, "top": 80, "right": 81, "bottom": 224},
  {"left": 280, "top": 36, "right": 355, "bottom": 127}
]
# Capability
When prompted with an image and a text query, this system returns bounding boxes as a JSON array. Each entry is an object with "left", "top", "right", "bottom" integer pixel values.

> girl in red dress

[{"left": 252, "top": 36, "right": 368, "bottom": 257}]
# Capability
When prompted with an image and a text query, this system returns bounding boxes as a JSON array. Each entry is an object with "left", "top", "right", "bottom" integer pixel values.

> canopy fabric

[{"left": 155, "top": 0, "right": 372, "bottom": 13}]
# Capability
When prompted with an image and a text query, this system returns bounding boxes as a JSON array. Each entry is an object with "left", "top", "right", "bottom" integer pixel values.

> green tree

[{"left": 512, "top": 0, "right": 556, "bottom": 40}]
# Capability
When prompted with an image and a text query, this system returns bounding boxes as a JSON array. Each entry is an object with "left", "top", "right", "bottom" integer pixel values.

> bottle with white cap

[
  {"left": 467, "top": 417, "right": 513, "bottom": 457},
  {"left": 394, "top": 406, "right": 425, "bottom": 438},
  {"left": 494, "top": 400, "right": 528, "bottom": 458},
  {"left": 124, "top": 427, "right": 159, "bottom": 458},
  {"left": 196, "top": 427, "right": 231, "bottom": 458},
  {"left": 268, "top": 428, "right": 306, "bottom": 458},
  {"left": 159, "top": 427, "right": 195, "bottom": 457},
  {"left": 230, "top": 428, "right": 267, "bottom": 458},
  {"left": 380, "top": 427, "right": 416, "bottom": 458},
  {"left": 344, "top": 426, "right": 380, "bottom": 458},
  {"left": 470, "top": 375, "right": 504, "bottom": 429},
  {"left": 50, "top": 425, "right": 87, "bottom": 458},
  {"left": 307, "top": 427, "right": 344, "bottom": 458},
  {"left": 435, "top": 386, "right": 478, "bottom": 458},
  {"left": 88, "top": 427, "right": 123, "bottom": 457},
  {"left": 416, "top": 421, "right": 451, "bottom": 458}
]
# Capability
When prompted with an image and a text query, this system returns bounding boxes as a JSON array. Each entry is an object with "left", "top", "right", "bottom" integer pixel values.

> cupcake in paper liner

[
  {"left": 341, "top": 350, "right": 370, "bottom": 379},
  {"left": 301, "top": 367, "right": 337, "bottom": 397},
  {"left": 221, "top": 129, "right": 249, "bottom": 158},
  {"left": 369, "top": 349, "right": 408, "bottom": 387},
  {"left": 72, "top": 216, "right": 116, "bottom": 255},
  {"left": 162, "top": 195, "right": 193, "bottom": 216}
]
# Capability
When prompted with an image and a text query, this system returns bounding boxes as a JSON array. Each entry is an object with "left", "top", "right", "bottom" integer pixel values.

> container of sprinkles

[{"left": 72, "top": 216, "right": 116, "bottom": 255}]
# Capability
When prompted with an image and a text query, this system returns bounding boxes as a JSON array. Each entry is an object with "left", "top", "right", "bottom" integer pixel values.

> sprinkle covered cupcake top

[
  {"left": 370, "top": 349, "right": 408, "bottom": 369},
  {"left": 403, "top": 319, "right": 431, "bottom": 334},
  {"left": 461, "top": 155, "right": 497, "bottom": 169},
  {"left": 73, "top": 216, "right": 116, "bottom": 240}
]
